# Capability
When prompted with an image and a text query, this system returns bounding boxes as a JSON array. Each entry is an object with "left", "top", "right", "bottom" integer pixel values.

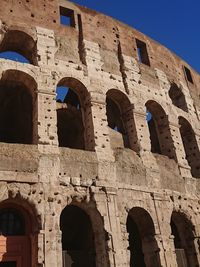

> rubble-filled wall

[{"left": 0, "top": 0, "right": 200, "bottom": 266}]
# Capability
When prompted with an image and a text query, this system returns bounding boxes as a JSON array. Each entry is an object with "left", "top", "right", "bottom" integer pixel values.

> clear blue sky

[{"left": 70, "top": 0, "right": 200, "bottom": 74}]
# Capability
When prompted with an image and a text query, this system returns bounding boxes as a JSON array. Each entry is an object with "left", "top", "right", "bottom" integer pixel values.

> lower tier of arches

[{"left": 0, "top": 184, "right": 199, "bottom": 267}]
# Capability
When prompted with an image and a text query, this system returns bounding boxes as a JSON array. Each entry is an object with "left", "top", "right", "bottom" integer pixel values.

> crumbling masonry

[{"left": 0, "top": 1, "right": 200, "bottom": 267}]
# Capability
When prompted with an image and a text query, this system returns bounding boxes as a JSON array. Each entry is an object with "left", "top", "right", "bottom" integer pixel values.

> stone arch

[
  {"left": 0, "top": 69, "right": 38, "bottom": 144},
  {"left": 0, "top": 30, "right": 37, "bottom": 65},
  {"left": 169, "top": 83, "right": 188, "bottom": 112},
  {"left": 0, "top": 198, "right": 40, "bottom": 267},
  {"left": 145, "top": 100, "right": 175, "bottom": 159},
  {"left": 56, "top": 77, "right": 94, "bottom": 151},
  {"left": 178, "top": 116, "right": 200, "bottom": 178},
  {"left": 106, "top": 89, "right": 138, "bottom": 151},
  {"left": 127, "top": 207, "right": 161, "bottom": 267},
  {"left": 171, "top": 211, "right": 199, "bottom": 267},
  {"left": 60, "top": 202, "right": 109, "bottom": 267}
]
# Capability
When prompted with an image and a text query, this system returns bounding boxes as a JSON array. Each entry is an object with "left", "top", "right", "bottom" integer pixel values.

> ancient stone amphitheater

[{"left": 0, "top": 0, "right": 200, "bottom": 267}]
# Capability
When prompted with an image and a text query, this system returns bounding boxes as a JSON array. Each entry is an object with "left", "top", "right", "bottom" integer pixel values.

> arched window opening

[
  {"left": 179, "top": 117, "right": 200, "bottom": 178},
  {"left": 127, "top": 207, "right": 161, "bottom": 267},
  {"left": 146, "top": 100, "right": 175, "bottom": 159},
  {"left": 171, "top": 212, "right": 199, "bottom": 267},
  {"left": 169, "top": 83, "right": 188, "bottom": 112},
  {"left": 56, "top": 78, "right": 89, "bottom": 150},
  {"left": 56, "top": 86, "right": 80, "bottom": 109},
  {"left": 106, "top": 89, "right": 138, "bottom": 151},
  {"left": 0, "top": 70, "right": 37, "bottom": 144},
  {"left": 106, "top": 97, "right": 125, "bottom": 133},
  {"left": 0, "top": 30, "right": 37, "bottom": 65},
  {"left": 60, "top": 205, "right": 96, "bottom": 267},
  {"left": 0, "top": 51, "right": 30, "bottom": 64},
  {"left": 0, "top": 203, "right": 39, "bottom": 267},
  {"left": 0, "top": 209, "right": 25, "bottom": 236}
]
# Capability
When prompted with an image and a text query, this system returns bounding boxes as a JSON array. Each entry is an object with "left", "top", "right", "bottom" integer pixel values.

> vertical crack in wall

[
  {"left": 118, "top": 41, "right": 129, "bottom": 95},
  {"left": 78, "top": 14, "right": 86, "bottom": 65}
]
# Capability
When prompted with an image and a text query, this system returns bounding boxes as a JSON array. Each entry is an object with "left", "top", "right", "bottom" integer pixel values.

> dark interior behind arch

[
  {"left": 169, "top": 83, "right": 188, "bottom": 112},
  {"left": 60, "top": 205, "right": 96, "bottom": 267},
  {"left": 106, "top": 89, "right": 138, "bottom": 151},
  {"left": 127, "top": 207, "right": 161, "bottom": 267},
  {"left": 56, "top": 78, "right": 86, "bottom": 150},
  {"left": 0, "top": 30, "right": 37, "bottom": 65},
  {"left": 0, "top": 70, "right": 37, "bottom": 144},
  {"left": 179, "top": 116, "right": 200, "bottom": 178},
  {"left": 146, "top": 100, "right": 176, "bottom": 159}
]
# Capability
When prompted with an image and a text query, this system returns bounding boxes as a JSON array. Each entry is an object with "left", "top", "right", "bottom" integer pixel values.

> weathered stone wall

[{"left": 0, "top": 0, "right": 200, "bottom": 266}]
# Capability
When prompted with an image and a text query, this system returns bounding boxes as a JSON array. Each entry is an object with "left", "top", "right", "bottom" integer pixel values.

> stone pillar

[
  {"left": 133, "top": 110, "right": 161, "bottom": 187},
  {"left": 90, "top": 92, "right": 114, "bottom": 160},
  {"left": 123, "top": 105, "right": 140, "bottom": 152},
  {"left": 161, "top": 235, "right": 178, "bottom": 267},
  {"left": 95, "top": 187, "right": 128, "bottom": 267},
  {"left": 133, "top": 110, "right": 151, "bottom": 152},
  {"left": 36, "top": 27, "right": 57, "bottom": 67},
  {"left": 89, "top": 92, "right": 115, "bottom": 181},
  {"left": 193, "top": 236, "right": 200, "bottom": 265},
  {"left": 37, "top": 73, "right": 58, "bottom": 148},
  {"left": 44, "top": 203, "right": 61, "bottom": 267},
  {"left": 83, "top": 93, "right": 96, "bottom": 151},
  {"left": 56, "top": 230, "right": 63, "bottom": 267},
  {"left": 38, "top": 230, "right": 45, "bottom": 267}
]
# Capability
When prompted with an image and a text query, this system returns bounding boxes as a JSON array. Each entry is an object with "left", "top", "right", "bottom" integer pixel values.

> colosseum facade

[{"left": 0, "top": 0, "right": 200, "bottom": 267}]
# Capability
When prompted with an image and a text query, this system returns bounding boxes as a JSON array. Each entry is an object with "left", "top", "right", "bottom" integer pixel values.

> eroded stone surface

[{"left": 0, "top": 1, "right": 200, "bottom": 267}]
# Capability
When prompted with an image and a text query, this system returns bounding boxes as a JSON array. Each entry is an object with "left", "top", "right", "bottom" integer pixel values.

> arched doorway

[
  {"left": 171, "top": 211, "right": 199, "bottom": 267},
  {"left": 60, "top": 205, "right": 96, "bottom": 267},
  {"left": 127, "top": 207, "right": 161, "bottom": 267},
  {"left": 0, "top": 204, "right": 38, "bottom": 267}
]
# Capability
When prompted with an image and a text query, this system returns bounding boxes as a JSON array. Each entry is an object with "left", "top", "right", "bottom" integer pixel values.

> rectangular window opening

[
  {"left": 59, "top": 7, "right": 75, "bottom": 27},
  {"left": 136, "top": 39, "right": 150, "bottom": 66},
  {"left": 184, "top": 66, "right": 193, "bottom": 84}
]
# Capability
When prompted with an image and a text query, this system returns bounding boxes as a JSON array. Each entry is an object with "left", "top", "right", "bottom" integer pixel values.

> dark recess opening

[
  {"left": 179, "top": 116, "right": 200, "bottom": 178},
  {"left": 127, "top": 215, "right": 146, "bottom": 267},
  {"left": 136, "top": 39, "right": 150, "bottom": 66},
  {"left": 60, "top": 205, "right": 96, "bottom": 267},
  {"left": 171, "top": 212, "right": 199, "bottom": 267},
  {"left": 127, "top": 207, "right": 161, "bottom": 267},
  {"left": 146, "top": 111, "right": 161, "bottom": 154},
  {"left": 0, "top": 209, "right": 25, "bottom": 236},
  {"left": 59, "top": 7, "right": 75, "bottom": 27},
  {"left": 56, "top": 86, "right": 84, "bottom": 149},
  {"left": 0, "top": 262, "right": 17, "bottom": 267},
  {"left": 145, "top": 100, "right": 176, "bottom": 159},
  {"left": 0, "top": 72, "right": 35, "bottom": 144},
  {"left": 184, "top": 66, "right": 193, "bottom": 84},
  {"left": 106, "top": 89, "right": 134, "bottom": 149},
  {"left": 169, "top": 83, "right": 188, "bottom": 112}
]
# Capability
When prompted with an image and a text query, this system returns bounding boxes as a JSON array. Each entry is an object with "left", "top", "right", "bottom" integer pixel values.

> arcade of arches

[
  {"left": 1, "top": 201, "right": 199, "bottom": 267},
  {"left": 0, "top": 29, "right": 200, "bottom": 267},
  {"left": 0, "top": 63, "right": 199, "bottom": 179}
]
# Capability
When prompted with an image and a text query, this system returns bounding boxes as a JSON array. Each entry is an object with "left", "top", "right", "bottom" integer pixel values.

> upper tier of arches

[{"left": 0, "top": 66, "right": 199, "bottom": 178}]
